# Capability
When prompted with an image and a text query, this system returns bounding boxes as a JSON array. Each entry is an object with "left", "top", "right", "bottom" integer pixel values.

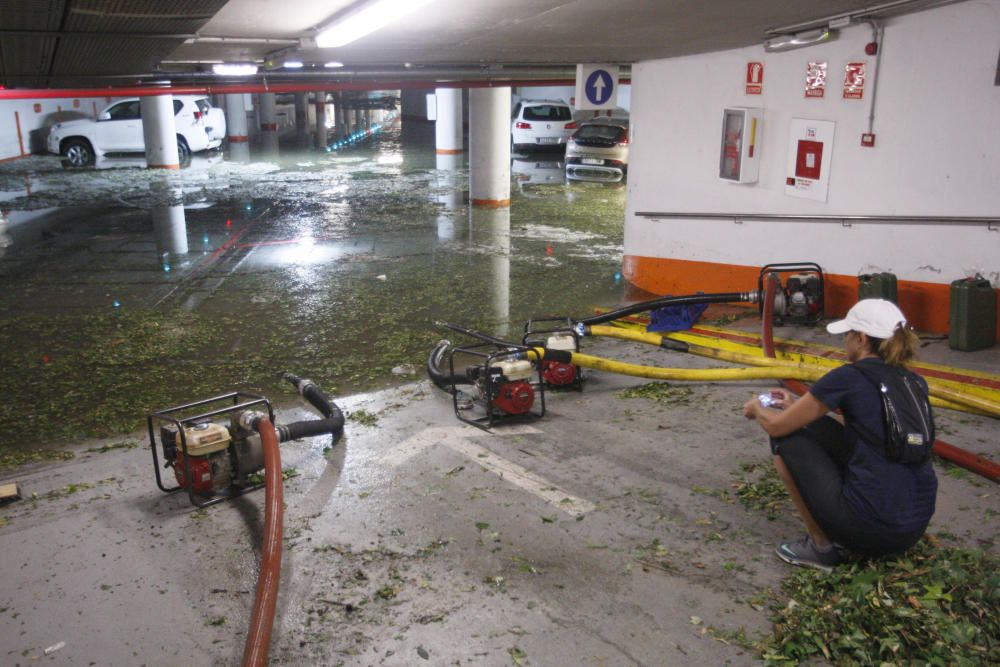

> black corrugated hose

[{"left": 277, "top": 372, "right": 345, "bottom": 442}]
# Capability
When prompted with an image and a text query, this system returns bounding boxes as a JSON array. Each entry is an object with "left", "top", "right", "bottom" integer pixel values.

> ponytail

[{"left": 875, "top": 325, "right": 920, "bottom": 367}]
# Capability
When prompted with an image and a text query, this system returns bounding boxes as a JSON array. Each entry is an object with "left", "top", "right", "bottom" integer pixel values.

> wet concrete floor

[
  {"left": 1, "top": 123, "right": 998, "bottom": 666},
  {"left": 0, "top": 122, "right": 625, "bottom": 447}
]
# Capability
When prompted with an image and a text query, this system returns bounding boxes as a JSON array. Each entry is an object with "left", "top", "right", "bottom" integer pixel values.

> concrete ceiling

[{"left": 0, "top": 0, "right": 957, "bottom": 87}]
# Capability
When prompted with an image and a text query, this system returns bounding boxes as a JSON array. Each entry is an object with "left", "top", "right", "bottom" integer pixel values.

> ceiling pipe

[{"left": 0, "top": 75, "right": 635, "bottom": 100}]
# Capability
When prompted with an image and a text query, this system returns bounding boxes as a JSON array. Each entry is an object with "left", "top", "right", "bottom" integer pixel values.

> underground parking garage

[{"left": 1, "top": 0, "right": 999, "bottom": 665}]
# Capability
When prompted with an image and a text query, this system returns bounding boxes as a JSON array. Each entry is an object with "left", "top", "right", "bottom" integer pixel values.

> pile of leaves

[
  {"left": 731, "top": 462, "right": 789, "bottom": 520},
  {"left": 759, "top": 537, "right": 1000, "bottom": 665},
  {"left": 618, "top": 382, "right": 694, "bottom": 405}
]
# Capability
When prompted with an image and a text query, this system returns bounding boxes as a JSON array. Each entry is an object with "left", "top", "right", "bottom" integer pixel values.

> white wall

[
  {"left": 0, "top": 96, "right": 124, "bottom": 161},
  {"left": 625, "top": 1, "right": 1000, "bottom": 286}
]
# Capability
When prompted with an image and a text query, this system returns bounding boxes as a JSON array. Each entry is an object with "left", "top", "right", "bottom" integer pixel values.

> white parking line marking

[
  {"left": 446, "top": 438, "right": 596, "bottom": 517},
  {"left": 377, "top": 423, "right": 594, "bottom": 516}
]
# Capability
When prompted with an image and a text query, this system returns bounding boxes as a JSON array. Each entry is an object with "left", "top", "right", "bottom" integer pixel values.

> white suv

[
  {"left": 510, "top": 100, "right": 577, "bottom": 152},
  {"left": 48, "top": 96, "right": 226, "bottom": 167}
]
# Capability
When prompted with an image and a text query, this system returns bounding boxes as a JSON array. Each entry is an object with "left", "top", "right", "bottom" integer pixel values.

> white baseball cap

[{"left": 826, "top": 298, "right": 907, "bottom": 339}]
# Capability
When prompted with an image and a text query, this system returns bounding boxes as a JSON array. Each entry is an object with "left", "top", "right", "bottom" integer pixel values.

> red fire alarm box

[
  {"left": 719, "top": 107, "right": 762, "bottom": 184},
  {"left": 794, "top": 140, "right": 824, "bottom": 180}
]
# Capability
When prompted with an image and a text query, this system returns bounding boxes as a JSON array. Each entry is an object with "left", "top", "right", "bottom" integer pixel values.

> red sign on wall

[
  {"left": 746, "top": 62, "right": 763, "bottom": 95},
  {"left": 843, "top": 62, "right": 866, "bottom": 99},
  {"left": 805, "top": 62, "right": 827, "bottom": 98}
]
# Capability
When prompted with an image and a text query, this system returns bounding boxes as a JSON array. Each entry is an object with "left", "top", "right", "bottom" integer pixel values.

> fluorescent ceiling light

[
  {"left": 284, "top": 60, "right": 304, "bottom": 68},
  {"left": 764, "top": 27, "right": 837, "bottom": 53},
  {"left": 212, "top": 63, "right": 259, "bottom": 76},
  {"left": 316, "top": 0, "right": 434, "bottom": 48},
  {"left": 325, "top": 61, "right": 345, "bottom": 68}
]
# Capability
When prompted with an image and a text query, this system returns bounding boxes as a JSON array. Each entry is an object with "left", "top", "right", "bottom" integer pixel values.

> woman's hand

[{"left": 742, "top": 396, "right": 761, "bottom": 419}]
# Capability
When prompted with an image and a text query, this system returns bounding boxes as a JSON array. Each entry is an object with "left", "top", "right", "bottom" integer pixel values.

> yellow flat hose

[
  {"left": 606, "top": 317, "right": 1000, "bottom": 405},
  {"left": 587, "top": 325, "right": 1000, "bottom": 418},
  {"left": 527, "top": 347, "right": 827, "bottom": 383}
]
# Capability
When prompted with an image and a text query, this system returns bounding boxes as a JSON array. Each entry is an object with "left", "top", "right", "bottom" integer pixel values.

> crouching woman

[{"left": 743, "top": 299, "right": 937, "bottom": 571}]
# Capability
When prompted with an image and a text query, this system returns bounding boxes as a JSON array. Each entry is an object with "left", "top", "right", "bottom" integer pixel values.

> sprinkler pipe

[
  {"left": 242, "top": 416, "right": 282, "bottom": 667},
  {"left": 758, "top": 271, "right": 999, "bottom": 483}
]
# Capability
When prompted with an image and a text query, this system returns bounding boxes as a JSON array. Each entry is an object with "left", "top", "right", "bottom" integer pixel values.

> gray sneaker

[{"left": 775, "top": 536, "right": 841, "bottom": 572}]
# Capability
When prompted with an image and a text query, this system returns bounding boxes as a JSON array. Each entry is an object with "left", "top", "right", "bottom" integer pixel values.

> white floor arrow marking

[{"left": 378, "top": 423, "right": 595, "bottom": 516}]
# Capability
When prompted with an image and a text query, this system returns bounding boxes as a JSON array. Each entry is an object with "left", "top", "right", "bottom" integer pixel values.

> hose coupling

[
  {"left": 239, "top": 410, "right": 268, "bottom": 432},
  {"left": 574, "top": 322, "right": 587, "bottom": 337}
]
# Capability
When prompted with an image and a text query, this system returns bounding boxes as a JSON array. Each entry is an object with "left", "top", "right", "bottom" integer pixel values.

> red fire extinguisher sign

[{"left": 746, "top": 62, "right": 763, "bottom": 95}]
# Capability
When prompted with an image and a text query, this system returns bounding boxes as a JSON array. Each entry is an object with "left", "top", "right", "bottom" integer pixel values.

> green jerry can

[
  {"left": 949, "top": 276, "right": 997, "bottom": 351},
  {"left": 858, "top": 272, "right": 898, "bottom": 303}
]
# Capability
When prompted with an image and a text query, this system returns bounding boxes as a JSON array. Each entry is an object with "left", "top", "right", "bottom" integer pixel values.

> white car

[
  {"left": 510, "top": 100, "right": 577, "bottom": 152},
  {"left": 48, "top": 96, "right": 226, "bottom": 167},
  {"left": 565, "top": 118, "right": 630, "bottom": 182}
]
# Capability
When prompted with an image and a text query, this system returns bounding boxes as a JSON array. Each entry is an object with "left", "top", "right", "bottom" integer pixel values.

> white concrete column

[
  {"left": 294, "top": 93, "right": 309, "bottom": 148},
  {"left": 315, "top": 92, "right": 328, "bottom": 148},
  {"left": 364, "top": 109, "right": 372, "bottom": 132},
  {"left": 140, "top": 94, "right": 180, "bottom": 169},
  {"left": 225, "top": 93, "right": 250, "bottom": 162},
  {"left": 354, "top": 109, "right": 363, "bottom": 135},
  {"left": 434, "top": 87, "right": 463, "bottom": 155},
  {"left": 335, "top": 93, "right": 347, "bottom": 139},
  {"left": 258, "top": 92, "right": 279, "bottom": 157},
  {"left": 469, "top": 87, "right": 511, "bottom": 207}
]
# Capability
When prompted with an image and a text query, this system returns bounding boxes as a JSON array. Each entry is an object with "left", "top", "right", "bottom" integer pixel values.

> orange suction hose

[{"left": 242, "top": 417, "right": 283, "bottom": 667}]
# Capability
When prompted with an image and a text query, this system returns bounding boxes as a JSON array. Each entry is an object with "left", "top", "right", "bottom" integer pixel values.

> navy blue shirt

[{"left": 810, "top": 358, "right": 937, "bottom": 534}]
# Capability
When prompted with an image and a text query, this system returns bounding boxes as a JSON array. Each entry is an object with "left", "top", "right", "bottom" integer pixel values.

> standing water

[{"left": 0, "top": 121, "right": 626, "bottom": 450}]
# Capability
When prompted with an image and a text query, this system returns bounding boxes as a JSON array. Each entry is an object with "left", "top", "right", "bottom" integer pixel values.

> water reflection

[
  {"left": 511, "top": 157, "right": 565, "bottom": 191},
  {"left": 469, "top": 207, "right": 510, "bottom": 337}
]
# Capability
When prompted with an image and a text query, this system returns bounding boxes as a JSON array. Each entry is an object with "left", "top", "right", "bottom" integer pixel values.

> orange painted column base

[
  {"left": 436, "top": 148, "right": 463, "bottom": 155},
  {"left": 470, "top": 198, "right": 510, "bottom": 208},
  {"left": 623, "top": 254, "right": 1000, "bottom": 341},
  {"left": 148, "top": 163, "right": 180, "bottom": 170}
]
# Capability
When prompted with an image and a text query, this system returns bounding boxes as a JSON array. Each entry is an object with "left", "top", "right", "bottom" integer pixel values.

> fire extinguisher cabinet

[
  {"left": 858, "top": 272, "right": 898, "bottom": 303},
  {"left": 949, "top": 276, "right": 996, "bottom": 351}
]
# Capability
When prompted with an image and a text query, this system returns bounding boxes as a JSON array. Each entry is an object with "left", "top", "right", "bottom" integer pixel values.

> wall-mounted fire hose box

[
  {"left": 719, "top": 107, "right": 762, "bottom": 183},
  {"left": 858, "top": 272, "right": 898, "bottom": 303},
  {"left": 949, "top": 276, "right": 996, "bottom": 351}
]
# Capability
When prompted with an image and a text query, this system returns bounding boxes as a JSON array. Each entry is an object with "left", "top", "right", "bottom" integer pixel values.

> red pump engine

[
  {"left": 493, "top": 380, "right": 535, "bottom": 415},
  {"left": 488, "top": 359, "right": 537, "bottom": 415}
]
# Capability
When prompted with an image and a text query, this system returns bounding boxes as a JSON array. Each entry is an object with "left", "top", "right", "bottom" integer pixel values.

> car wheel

[
  {"left": 61, "top": 139, "right": 95, "bottom": 167},
  {"left": 176, "top": 137, "right": 192, "bottom": 167}
]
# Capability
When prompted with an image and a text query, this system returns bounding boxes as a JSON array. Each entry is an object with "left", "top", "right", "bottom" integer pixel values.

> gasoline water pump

[
  {"left": 757, "top": 262, "right": 824, "bottom": 326},
  {"left": 522, "top": 317, "right": 583, "bottom": 390},
  {"left": 147, "top": 374, "right": 343, "bottom": 507},
  {"left": 431, "top": 340, "right": 545, "bottom": 430}
]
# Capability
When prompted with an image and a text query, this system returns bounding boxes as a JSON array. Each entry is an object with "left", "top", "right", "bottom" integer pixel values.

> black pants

[{"left": 770, "top": 417, "right": 924, "bottom": 556}]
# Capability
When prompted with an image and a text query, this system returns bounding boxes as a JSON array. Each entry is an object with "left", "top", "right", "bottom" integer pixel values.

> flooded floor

[{"left": 0, "top": 122, "right": 627, "bottom": 448}]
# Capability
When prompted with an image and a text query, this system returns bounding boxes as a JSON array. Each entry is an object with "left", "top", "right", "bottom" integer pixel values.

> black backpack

[{"left": 847, "top": 362, "right": 935, "bottom": 464}]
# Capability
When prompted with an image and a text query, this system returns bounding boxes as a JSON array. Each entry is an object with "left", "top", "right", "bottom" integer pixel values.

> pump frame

[
  {"left": 147, "top": 391, "right": 275, "bottom": 508},
  {"left": 448, "top": 342, "right": 545, "bottom": 431},
  {"left": 757, "top": 261, "right": 825, "bottom": 326},
  {"left": 522, "top": 316, "right": 584, "bottom": 391}
]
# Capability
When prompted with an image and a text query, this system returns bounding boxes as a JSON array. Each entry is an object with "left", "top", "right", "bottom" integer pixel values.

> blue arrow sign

[{"left": 585, "top": 69, "right": 614, "bottom": 106}]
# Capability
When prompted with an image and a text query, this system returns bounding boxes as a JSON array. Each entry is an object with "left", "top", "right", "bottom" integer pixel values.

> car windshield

[
  {"left": 195, "top": 99, "right": 211, "bottom": 115},
  {"left": 576, "top": 125, "right": 626, "bottom": 141},
  {"left": 523, "top": 105, "right": 571, "bottom": 122}
]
